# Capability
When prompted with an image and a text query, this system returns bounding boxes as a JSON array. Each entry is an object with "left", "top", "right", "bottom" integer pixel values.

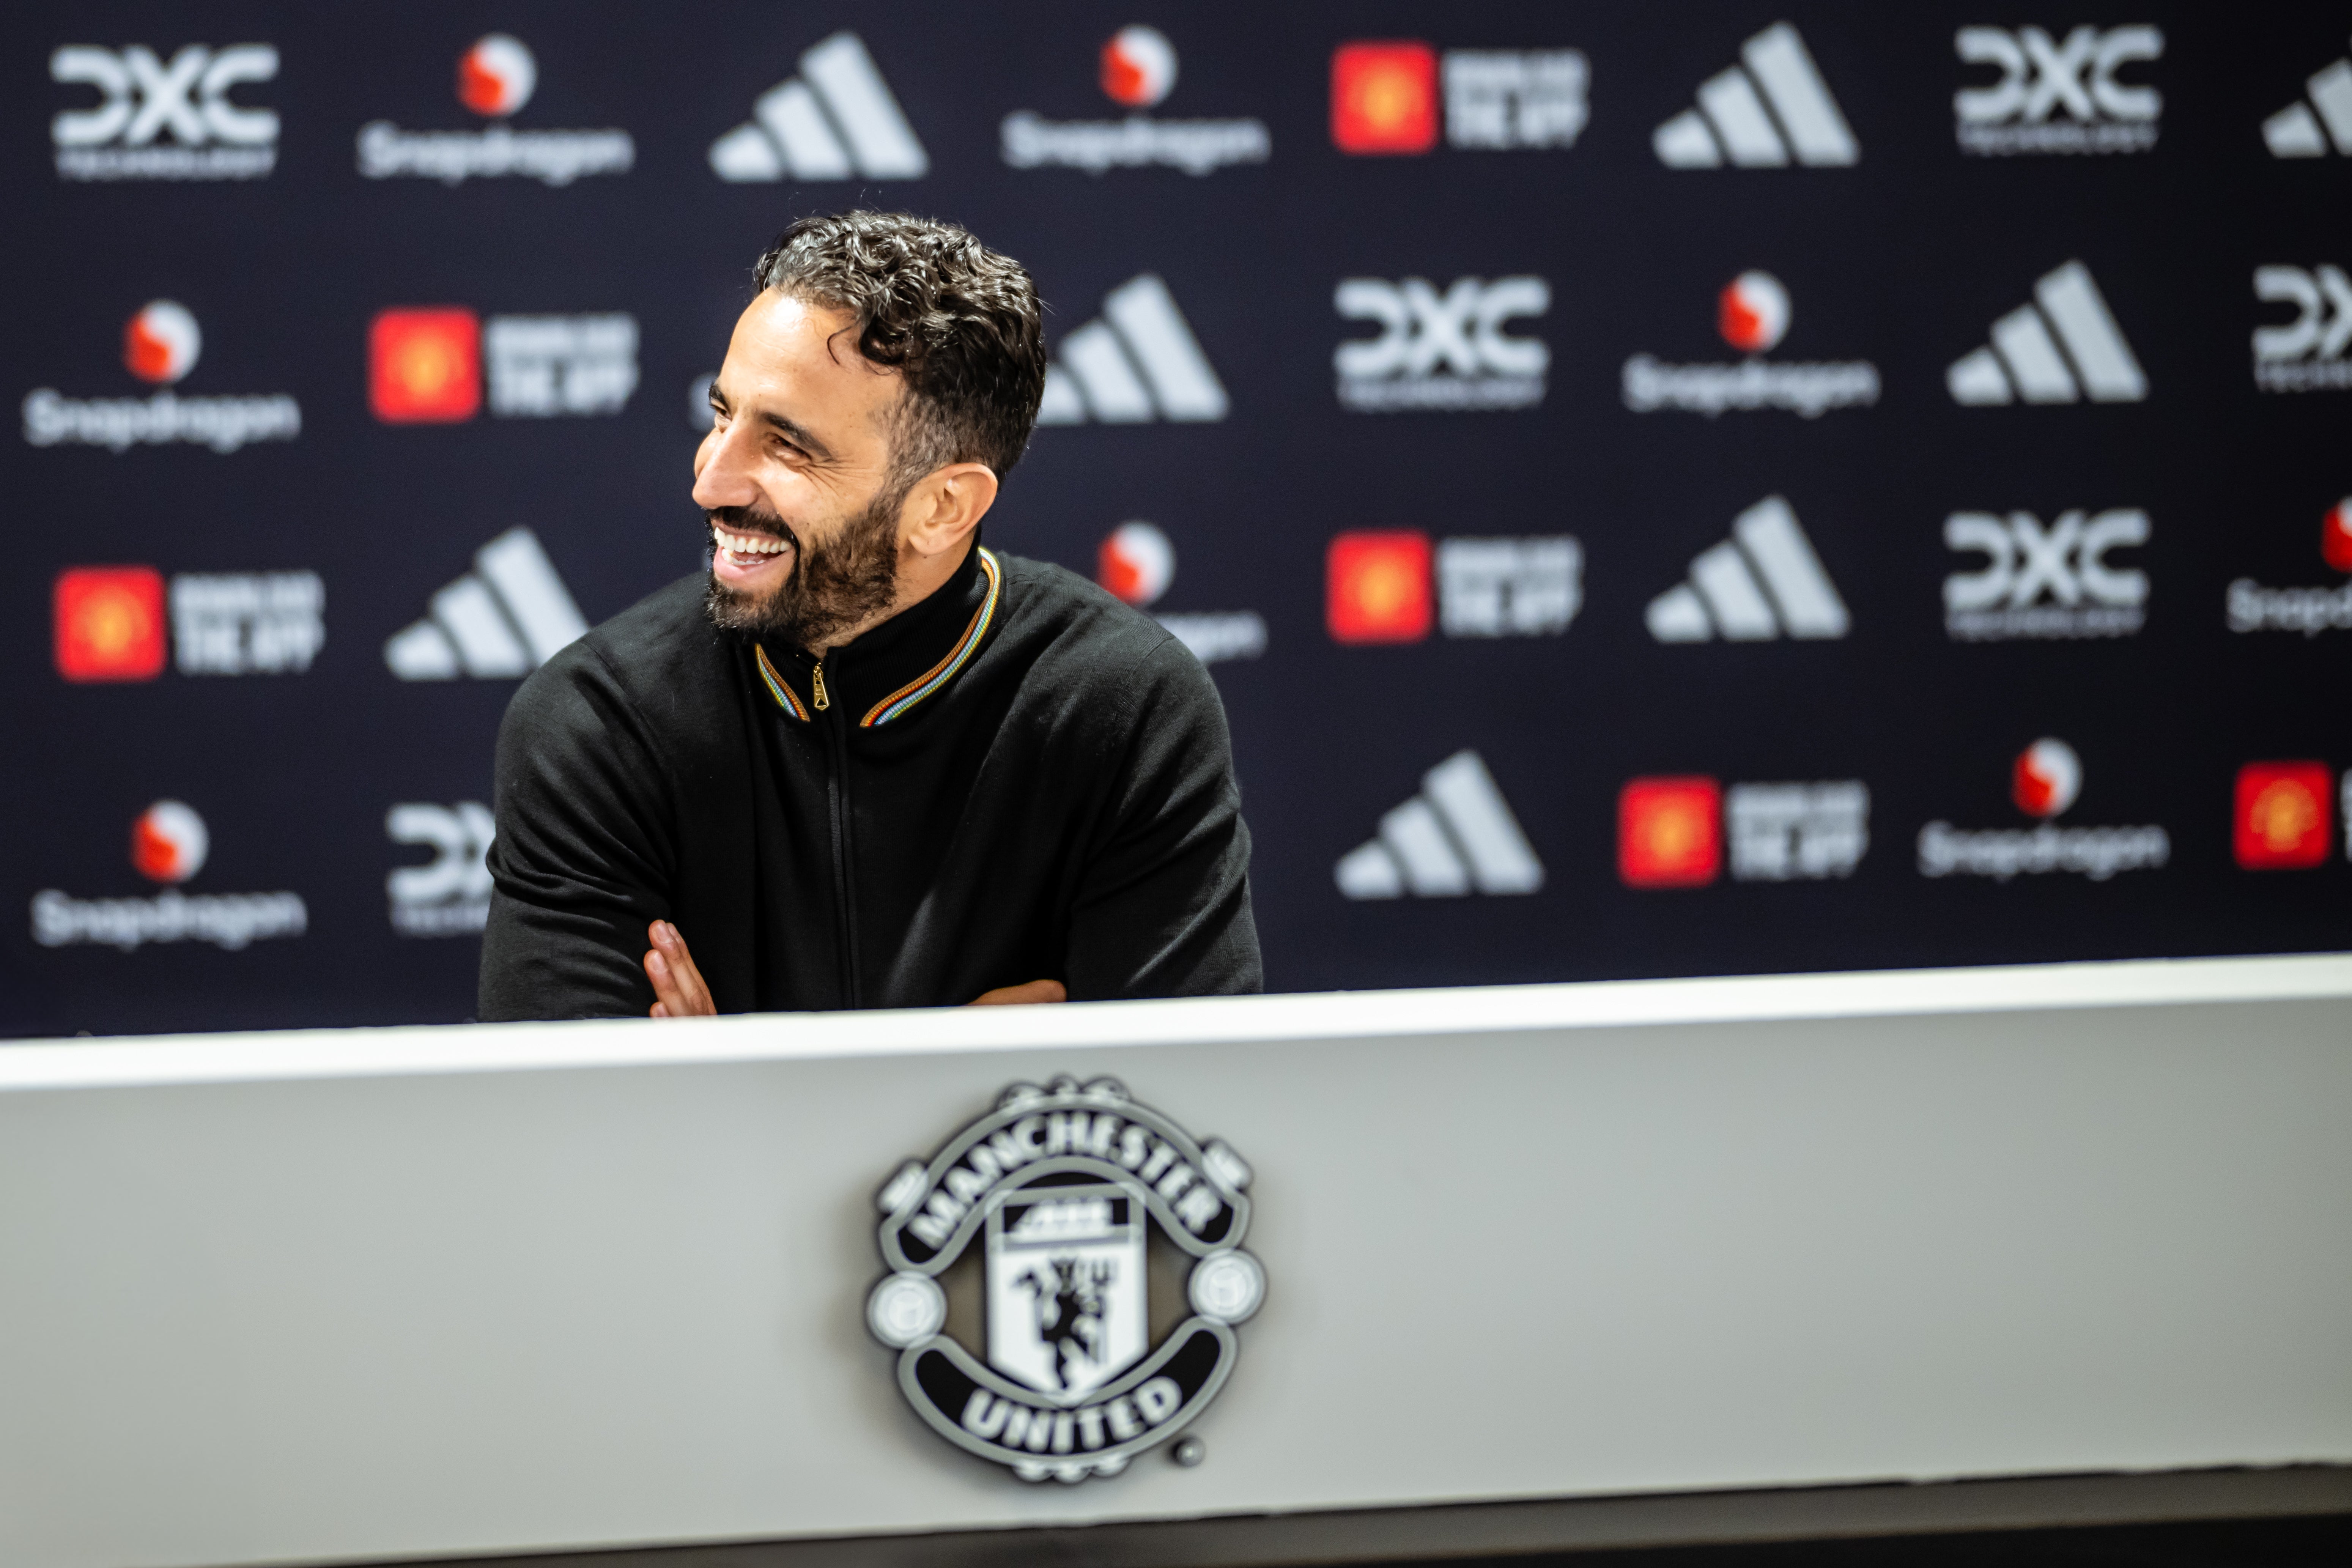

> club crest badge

[{"left": 865, "top": 1077, "right": 1265, "bottom": 1482}]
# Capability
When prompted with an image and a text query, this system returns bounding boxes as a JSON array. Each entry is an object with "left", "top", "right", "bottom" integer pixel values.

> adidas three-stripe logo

[
  {"left": 709, "top": 32, "right": 928, "bottom": 182},
  {"left": 1036, "top": 274, "right": 1230, "bottom": 425},
  {"left": 1647, "top": 496, "right": 1850, "bottom": 643},
  {"left": 2263, "top": 34, "right": 2352, "bottom": 156},
  {"left": 1947, "top": 260, "right": 2147, "bottom": 405},
  {"left": 384, "top": 527, "right": 588, "bottom": 680},
  {"left": 1335, "top": 750, "right": 1544, "bottom": 900},
  {"left": 1654, "top": 22, "right": 1859, "bottom": 168}
]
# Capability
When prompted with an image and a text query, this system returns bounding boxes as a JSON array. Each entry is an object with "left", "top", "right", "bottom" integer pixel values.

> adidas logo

[
  {"left": 1335, "top": 749, "right": 1543, "bottom": 900},
  {"left": 1654, "top": 22, "right": 1858, "bottom": 168},
  {"left": 1646, "top": 495, "right": 1850, "bottom": 643},
  {"left": 708, "top": 32, "right": 927, "bottom": 182},
  {"left": 1946, "top": 260, "right": 2146, "bottom": 405},
  {"left": 2262, "top": 34, "right": 2352, "bottom": 156},
  {"left": 384, "top": 527, "right": 587, "bottom": 680},
  {"left": 1035, "top": 274, "right": 1230, "bottom": 425}
]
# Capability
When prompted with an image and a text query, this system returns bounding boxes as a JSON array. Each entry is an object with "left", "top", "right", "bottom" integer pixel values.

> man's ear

[{"left": 898, "top": 462, "right": 1000, "bottom": 560}]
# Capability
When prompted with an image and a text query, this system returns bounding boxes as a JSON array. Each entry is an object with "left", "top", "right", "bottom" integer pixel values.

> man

[{"left": 479, "top": 212, "right": 1259, "bottom": 1019}]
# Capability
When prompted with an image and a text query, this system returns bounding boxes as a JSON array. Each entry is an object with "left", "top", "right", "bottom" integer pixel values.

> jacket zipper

[{"left": 816, "top": 655, "right": 860, "bottom": 1005}]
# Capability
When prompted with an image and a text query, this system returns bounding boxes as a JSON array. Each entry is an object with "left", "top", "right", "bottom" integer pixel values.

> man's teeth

[{"left": 716, "top": 527, "right": 790, "bottom": 557}]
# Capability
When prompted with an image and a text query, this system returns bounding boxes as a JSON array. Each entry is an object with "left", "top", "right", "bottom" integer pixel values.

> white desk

[{"left": 3, "top": 954, "right": 2349, "bottom": 1568}]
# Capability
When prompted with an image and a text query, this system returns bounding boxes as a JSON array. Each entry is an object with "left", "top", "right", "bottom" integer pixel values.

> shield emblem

[{"left": 985, "top": 1183, "right": 1147, "bottom": 1403}]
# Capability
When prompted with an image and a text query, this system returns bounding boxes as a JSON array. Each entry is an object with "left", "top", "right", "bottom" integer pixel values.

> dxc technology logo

[
  {"left": 1943, "top": 509, "right": 2149, "bottom": 641},
  {"left": 50, "top": 43, "right": 277, "bottom": 181},
  {"left": 23, "top": 301, "right": 301, "bottom": 454},
  {"left": 387, "top": 803, "right": 495, "bottom": 937},
  {"left": 359, "top": 33, "right": 634, "bottom": 187},
  {"left": 1334, "top": 276, "right": 1549, "bottom": 412},
  {"left": 1096, "top": 522, "right": 1266, "bottom": 667},
  {"left": 1954, "top": 25, "right": 2162, "bottom": 156},
  {"left": 2253, "top": 265, "right": 2352, "bottom": 393},
  {"left": 1654, "top": 22, "right": 1856, "bottom": 168},
  {"left": 711, "top": 33, "right": 927, "bottom": 181},
  {"left": 1036, "top": 275, "right": 1228, "bottom": 425},
  {"left": 1329, "top": 40, "right": 1588, "bottom": 154},
  {"left": 1622, "top": 270, "right": 1879, "bottom": 418},
  {"left": 1003, "top": 26, "right": 1268, "bottom": 175}
]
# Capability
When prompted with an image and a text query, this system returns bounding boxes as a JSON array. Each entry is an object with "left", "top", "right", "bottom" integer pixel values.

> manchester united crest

[{"left": 865, "top": 1077, "right": 1265, "bottom": 1482}]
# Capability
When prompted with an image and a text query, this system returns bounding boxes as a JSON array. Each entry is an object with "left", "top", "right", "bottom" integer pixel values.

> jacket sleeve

[
  {"left": 477, "top": 643, "right": 675, "bottom": 1021},
  {"left": 1063, "top": 637, "right": 1263, "bottom": 1000}
]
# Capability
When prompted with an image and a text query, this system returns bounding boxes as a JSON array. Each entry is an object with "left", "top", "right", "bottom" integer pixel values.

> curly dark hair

[{"left": 753, "top": 211, "right": 1047, "bottom": 485}]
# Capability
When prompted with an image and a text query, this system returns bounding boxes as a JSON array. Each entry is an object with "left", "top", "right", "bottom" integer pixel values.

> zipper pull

[{"left": 811, "top": 660, "right": 830, "bottom": 712}]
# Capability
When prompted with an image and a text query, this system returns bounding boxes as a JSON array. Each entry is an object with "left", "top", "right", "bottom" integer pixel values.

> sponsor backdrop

[{"left": 6, "top": 1, "right": 2350, "bottom": 1037}]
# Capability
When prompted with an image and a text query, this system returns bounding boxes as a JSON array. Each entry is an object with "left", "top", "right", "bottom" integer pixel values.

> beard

[{"left": 702, "top": 491, "right": 901, "bottom": 650}]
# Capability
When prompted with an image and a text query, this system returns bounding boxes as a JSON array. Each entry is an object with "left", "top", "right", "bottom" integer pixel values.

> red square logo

[
  {"left": 2235, "top": 762, "right": 2334, "bottom": 869},
  {"left": 1328, "top": 531, "right": 1432, "bottom": 643},
  {"left": 370, "top": 308, "right": 480, "bottom": 423},
  {"left": 1332, "top": 42, "right": 1438, "bottom": 154},
  {"left": 1620, "top": 777, "right": 1722, "bottom": 888},
  {"left": 55, "top": 567, "right": 167, "bottom": 682}
]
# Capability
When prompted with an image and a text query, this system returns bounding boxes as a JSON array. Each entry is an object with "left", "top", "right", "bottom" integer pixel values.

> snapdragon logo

[
  {"left": 387, "top": 803, "right": 495, "bottom": 937},
  {"left": 1096, "top": 522, "right": 1265, "bottom": 667},
  {"left": 1004, "top": 26, "right": 1268, "bottom": 175},
  {"left": 2252, "top": 265, "right": 2352, "bottom": 394},
  {"left": 1917, "top": 738, "right": 2169, "bottom": 882},
  {"left": 2226, "top": 498, "right": 2352, "bottom": 636},
  {"left": 358, "top": 34, "right": 634, "bottom": 187},
  {"left": 22, "top": 301, "right": 301, "bottom": 454},
  {"left": 1943, "top": 509, "right": 2148, "bottom": 641},
  {"left": 1954, "top": 25, "right": 2162, "bottom": 156},
  {"left": 30, "top": 800, "right": 307, "bottom": 952},
  {"left": 1623, "top": 271, "right": 1878, "bottom": 418},
  {"left": 50, "top": 43, "right": 278, "bottom": 181},
  {"left": 1334, "top": 276, "right": 1549, "bottom": 412}
]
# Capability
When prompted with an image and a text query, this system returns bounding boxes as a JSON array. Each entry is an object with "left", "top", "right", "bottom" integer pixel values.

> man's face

[{"left": 692, "top": 291, "right": 908, "bottom": 647}]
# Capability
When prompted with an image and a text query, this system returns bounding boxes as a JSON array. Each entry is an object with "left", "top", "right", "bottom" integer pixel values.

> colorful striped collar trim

[
  {"left": 750, "top": 547, "right": 1001, "bottom": 727},
  {"left": 754, "top": 645, "right": 809, "bottom": 722},
  {"left": 862, "top": 546, "right": 1002, "bottom": 727}
]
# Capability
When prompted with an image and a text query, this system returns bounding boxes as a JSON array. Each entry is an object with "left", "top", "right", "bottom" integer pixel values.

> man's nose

[{"left": 690, "top": 423, "right": 760, "bottom": 509}]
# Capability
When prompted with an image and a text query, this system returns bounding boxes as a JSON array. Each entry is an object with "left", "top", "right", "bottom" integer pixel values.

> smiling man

[{"left": 478, "top": 212, "right": 1260, "bottom": 1019}]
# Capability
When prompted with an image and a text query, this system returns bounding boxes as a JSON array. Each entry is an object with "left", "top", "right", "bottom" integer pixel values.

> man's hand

[
  {"left": 647, "top": 919, "right": 1065, "bottom": 1015},
  {"left": 645, "top": 920, "right": 715, "bottom": 1017},
  {"left": 969, "top": 979, "right": 1066, "bottom": 1006}
]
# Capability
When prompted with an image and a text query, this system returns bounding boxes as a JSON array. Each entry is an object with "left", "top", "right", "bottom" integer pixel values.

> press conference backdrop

[{"left": 6, "top": 2, "right": 2350, "bottom": 1039}]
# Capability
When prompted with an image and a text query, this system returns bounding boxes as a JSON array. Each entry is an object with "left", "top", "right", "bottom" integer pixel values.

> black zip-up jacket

[{"left": 477, "top": 544, "right": 1261, "bottom": 1019}]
